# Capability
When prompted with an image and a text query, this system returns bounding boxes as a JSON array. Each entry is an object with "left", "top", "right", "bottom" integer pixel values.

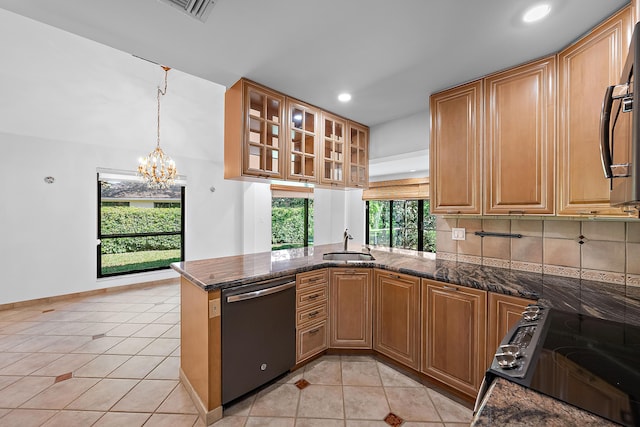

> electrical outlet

[
  {"left": 209, "top": 298, "right": 220, "bottom": 318},
  {"left": 451, "top": 228, "right": 466, "bottom": 241}
]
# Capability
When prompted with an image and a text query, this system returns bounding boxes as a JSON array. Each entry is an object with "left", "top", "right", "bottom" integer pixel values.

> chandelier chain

[{"left": 157, "top": 66, "right": 169, "bottom": 149}]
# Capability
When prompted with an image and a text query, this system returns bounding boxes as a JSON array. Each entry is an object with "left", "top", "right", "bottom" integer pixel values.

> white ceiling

[{"left": 0, "top": 0, "right": 630, "bottom": 126}]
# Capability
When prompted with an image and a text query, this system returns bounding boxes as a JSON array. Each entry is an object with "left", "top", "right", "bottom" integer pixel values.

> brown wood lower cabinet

[
  {"left": 329, "top": 268, "right": 372, "bottom": 348},
  {"left": 297, "top": 320, "right": 328, "bottom": 362},
  {"left": 486, "top": 292, "right": 532, "bottom": 368},
  {"left": 296, "top": 269, "right": 328, "bottom": 363},
  {"left": 373, "top": 269, "right": 420, "bottom": 369},
  {"left": 421, "top": 279, "right": 487, "bottom": 398}
]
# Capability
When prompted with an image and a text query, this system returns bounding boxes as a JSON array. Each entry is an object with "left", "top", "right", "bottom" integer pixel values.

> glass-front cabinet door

[
  {"left": 286, "top": 100, "right": 319, "bottom": 182},
  {"left": 321, "top": 112, "right": 346, "bottom": 186},
  {"left": 348, "top": 122, "right": 368, "bottom": 188},
  {"left": 243, "top": 83, "right": 285, "bottom": 178}
]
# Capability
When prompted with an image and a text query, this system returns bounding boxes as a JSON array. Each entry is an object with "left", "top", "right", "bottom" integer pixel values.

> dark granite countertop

[
  {"left": 172, "top": 243, "right": 640, "bottom": 326},
  {"left": 173, "top": 243, "right": 640, "bottom": 425},
  {"left": 471, "top": 378, "right": 619, "bottom": 427}
]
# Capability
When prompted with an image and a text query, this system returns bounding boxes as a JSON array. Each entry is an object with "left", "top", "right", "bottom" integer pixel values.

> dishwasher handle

[{"left": 226, "top": 281, "right": 296, "bottom": 303}]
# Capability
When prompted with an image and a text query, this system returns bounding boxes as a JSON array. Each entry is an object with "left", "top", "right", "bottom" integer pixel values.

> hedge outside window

[
  {"left": 97, "top": 173, "right": 185, "bottom": 277},
  {"left": 271, "top": 185, "right": 314, "bottom": 250}
]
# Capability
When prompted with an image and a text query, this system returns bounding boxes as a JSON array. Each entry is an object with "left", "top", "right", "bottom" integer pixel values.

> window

[
  {"left": 271, "top": 185, "right": 314, "bottom": 250},
  {"left": 366, "top": 199, "right": 436, "bottom": 252},
  {"left": 97, "top": 173, "right": 185, "bottom": 277},
  {"left": 154, "top": 202, "right": 180, "bottom": 208}
]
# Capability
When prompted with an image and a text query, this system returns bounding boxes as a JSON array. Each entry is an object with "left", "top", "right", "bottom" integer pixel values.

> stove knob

[{"left": 522, "top": 311, "right": 539, "bottom": 321}]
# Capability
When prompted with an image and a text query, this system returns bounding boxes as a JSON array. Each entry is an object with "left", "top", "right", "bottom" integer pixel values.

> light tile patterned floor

[{"left": 0, "top": 281, "right": 472, "bottom": 427}]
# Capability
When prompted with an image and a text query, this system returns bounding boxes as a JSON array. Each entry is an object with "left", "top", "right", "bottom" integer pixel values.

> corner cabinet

[
  {"left": 348, "top": 122, "right": 369, "bottom": 188},
  {"left": 225, "top": 79, "right": 285, "bottom": 180},
  {"left": 484, "top": 56, "right": 556, "bottom": 215},
  {"left": 286, "top": 99, "right": 320, "bottom": 183},
  {"left": 558, "top": 6, "right": 632, "bottom": 216},
  {"left": 421, "top": 279, "right": 487, "bottom": 398},
  {"left": 329, "top": 268, "right": 372, "bottom": 348},
  {"left": 429, "top": 80, "right": 483, "bottom": 214},
  {"left": 373, "top": 270, "right": 420, "bottom": 369}
]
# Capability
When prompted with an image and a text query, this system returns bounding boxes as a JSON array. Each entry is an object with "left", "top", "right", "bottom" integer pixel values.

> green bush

[
  {"left": 271, "top": 206, "right": 305, "bottom": 245},
  {"left": 100, "top": 206, "right": 181, "bottom": 254}
]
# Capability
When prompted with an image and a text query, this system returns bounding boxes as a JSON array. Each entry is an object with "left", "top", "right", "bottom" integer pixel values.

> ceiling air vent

[{"left": 159, "top": 0, "right": 217, "bottom": 22}]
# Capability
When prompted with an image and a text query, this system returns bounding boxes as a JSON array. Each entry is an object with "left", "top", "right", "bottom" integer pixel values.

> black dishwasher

[{"left": 221, "top": 275, "right": 296, "bottom": 405}]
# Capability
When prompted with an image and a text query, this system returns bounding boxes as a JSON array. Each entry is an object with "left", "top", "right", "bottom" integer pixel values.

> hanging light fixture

[{"left": 137, "top": 66, "right": 178, "bottom": 188}]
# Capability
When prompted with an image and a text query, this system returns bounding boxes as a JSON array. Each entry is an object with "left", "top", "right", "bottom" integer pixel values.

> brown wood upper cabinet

[
  {"left": 286, "top": 99, "right": 320, "bottom": 183},
  {"left": 421, "top": 279, "right": 487, "bottom": 398},
  {"left": 320, "top": 112, "right": 347, "bottom": 187},
  {"left": 484, "top": 56, "right": 556, "bottom": 215},
  {"left": 429, "top": 80, "right": 483, "bottom": 214},
  {"left": 348, "top": 122, "right": 369, "bottom": 188},
  {"left": 225, "top": 78, "right": 368, "bottom": 188},
  {"left": 373, "top": 270, "right": 420, "bottom": 369},
  {"left": 225, "top": 79, "right": 286, "bottom": 180},
  {"left": 558, "top": 6, "right": 632, "bottom": 216},
  {"left": 329, "top": 268, "right": 372, "bottom": 348}
]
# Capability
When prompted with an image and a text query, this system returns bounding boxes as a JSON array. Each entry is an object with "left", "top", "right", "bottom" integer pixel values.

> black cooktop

[
  {"left": 487, "top": 306, "right": 640, "bottom": 426},
  {"left": 524, "top": 310, "right": 640, "bottom": 426}
]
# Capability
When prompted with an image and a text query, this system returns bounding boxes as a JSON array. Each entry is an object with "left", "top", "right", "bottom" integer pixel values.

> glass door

[
  {"left": 244, "top": 84, "right": 285, "bottom": 178},
  {"left": 348, "top": 123, "right": 368, "bottom": 187},
  {"left": 287, "top": 100, "right": 318, "bottom": 182},
  {"left": 321, "top": 112, "right": 346, "bottom": 186}
]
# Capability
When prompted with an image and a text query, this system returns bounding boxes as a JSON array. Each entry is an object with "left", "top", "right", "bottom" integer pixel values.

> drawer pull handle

[
  {"left": 443, "top": 286, "right": 458, "bottom": 292},
  {"left": 344, "top": 270, "right": 357, "bottom": 274},
  {"left": 389, "top": 274, "right": 401, "bottom": 279},
  {"left": 308, "top": 310, "right": 320, "bottom": 318},
  {"left": 309, "top": 328, "right": 321, "bottom": 334},
  {"left": 307, "top": 294, "right": 320, "bottom": 300}
]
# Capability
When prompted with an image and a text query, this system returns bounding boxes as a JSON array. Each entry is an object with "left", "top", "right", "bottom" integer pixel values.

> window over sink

[
  {"left": 366, "top": 199, "right": 436, "bottom": 252},
  {"left": 271, "top": 184, "right": 314, "bottom": 250}
]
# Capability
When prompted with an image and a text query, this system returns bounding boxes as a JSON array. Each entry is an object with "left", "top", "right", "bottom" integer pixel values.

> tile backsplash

[{"left": 435, "top": 217, "right": 640, "bottom": 286}]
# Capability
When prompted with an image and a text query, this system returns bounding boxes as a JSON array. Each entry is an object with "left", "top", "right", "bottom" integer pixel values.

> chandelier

[{"left": 137, "top": 66, "right": 178, "bottom": 188}]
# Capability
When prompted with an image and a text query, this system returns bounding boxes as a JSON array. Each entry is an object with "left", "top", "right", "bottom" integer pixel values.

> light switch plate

[{"left": 451, "top": 228, "right": 466, "bottom": 241}]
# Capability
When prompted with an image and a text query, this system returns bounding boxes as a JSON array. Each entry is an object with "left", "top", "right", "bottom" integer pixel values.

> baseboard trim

[{"left": 180, "top": 367, "right": 223, "bottom": 426}]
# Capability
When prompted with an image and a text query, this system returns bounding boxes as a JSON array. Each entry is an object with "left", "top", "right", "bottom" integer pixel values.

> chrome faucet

[{"left": 343, "top": 228, "right": 353, "bottom": 251}]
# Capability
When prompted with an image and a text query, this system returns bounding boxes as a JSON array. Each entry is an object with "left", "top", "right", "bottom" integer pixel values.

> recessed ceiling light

[
  {"left": 338, "top": 93, "right": 352, "bottom": 102},
  {"left": 523, "top": 4, "right": 551, "bottom": 23}
]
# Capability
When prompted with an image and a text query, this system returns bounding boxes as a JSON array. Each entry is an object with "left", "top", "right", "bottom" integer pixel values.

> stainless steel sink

[{"left": 322, "top": 251, "right": 375, "bottom": 261}]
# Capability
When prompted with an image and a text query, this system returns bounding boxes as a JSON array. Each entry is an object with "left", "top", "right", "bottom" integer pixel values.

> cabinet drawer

[
  {"left": 297, "top": 283, "right": 327, "bottom": 308},
  {"left": 297, "top": 269, "right": 328, "bottom": 289},
  {"left": 297, "top": 300, "right": 327, "bottom": 326},
  {"left": 297, "top": 320, "right": 327, "bottom": 363}
]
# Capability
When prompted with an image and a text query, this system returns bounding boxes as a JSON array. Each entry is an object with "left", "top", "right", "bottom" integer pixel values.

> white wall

[
  {"left": 368, "top": 109, "right": 430, "bottom": 181},
  {"left": 369, "top": 110, "right": 430, "bottom": 160},
  {"left": 0, "top": 9, "right": 349, "bottom": 304}
]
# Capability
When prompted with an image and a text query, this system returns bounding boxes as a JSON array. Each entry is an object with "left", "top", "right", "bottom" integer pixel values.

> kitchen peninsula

[{"left": 172, "top": 243, "right": 640, "bottom": 426}]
